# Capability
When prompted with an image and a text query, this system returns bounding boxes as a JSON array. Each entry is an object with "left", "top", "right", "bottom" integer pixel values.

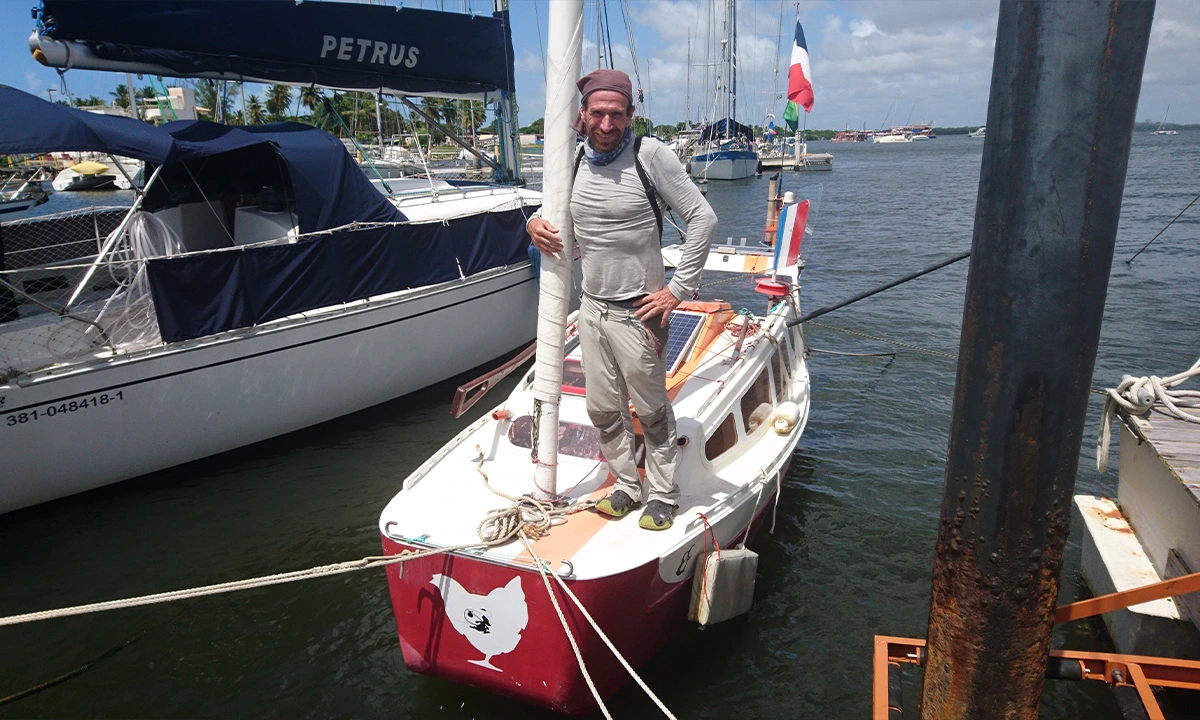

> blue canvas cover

[
  {"left": 146, "top": 207, "right": 535, "bottom": 343},
  {"left": 36, "top": 0, "right": 516, "bottom": 99},
  {"left": 0, "top": 85, "right": 175, "bottom": 162},
  {"left": 699, "top": 118, "right": 756, "bottom": 143},
  {"left": 161, "top": 121, "right": 405, "bottom": 233}
]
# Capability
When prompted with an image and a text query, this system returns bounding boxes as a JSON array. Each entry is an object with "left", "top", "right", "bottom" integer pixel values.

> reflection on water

[{"left": 2, "top": 133, "right": 1199, "bottom": 718}]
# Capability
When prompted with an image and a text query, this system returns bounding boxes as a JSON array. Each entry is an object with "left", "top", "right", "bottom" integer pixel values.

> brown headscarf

[{"left": 573, "top": 69, "right": 634, "bottom": 134}]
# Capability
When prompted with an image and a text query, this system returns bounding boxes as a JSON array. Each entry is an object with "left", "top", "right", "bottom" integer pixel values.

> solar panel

[{"left": 665, "top": 311, "right": 705, "bottom": 375}]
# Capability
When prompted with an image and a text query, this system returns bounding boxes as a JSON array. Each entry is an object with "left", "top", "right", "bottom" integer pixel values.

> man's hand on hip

[
  {"left": 633, "top": 288, "right": 681, "bottom": 328},
  {"left": 527, "top": 218, "right": 564, "bottom": 256}
]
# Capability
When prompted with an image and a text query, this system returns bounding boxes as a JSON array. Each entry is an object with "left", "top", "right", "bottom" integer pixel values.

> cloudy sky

[{"left": 2, "top": 0, "right": 1196, "bottom": 129}]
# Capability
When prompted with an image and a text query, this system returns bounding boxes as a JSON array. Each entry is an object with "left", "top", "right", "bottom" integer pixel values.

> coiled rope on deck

[{"left": 1097, "top": 357, "right": 1200, "bottom": 473}]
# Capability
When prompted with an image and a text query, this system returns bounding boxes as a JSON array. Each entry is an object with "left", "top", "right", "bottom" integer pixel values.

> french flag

[
  {"left": 788, "top": 20, "right": 814, "bottom": 112},
  {"left": 773, "top": 200, "right": 810, "bottom": 270}
]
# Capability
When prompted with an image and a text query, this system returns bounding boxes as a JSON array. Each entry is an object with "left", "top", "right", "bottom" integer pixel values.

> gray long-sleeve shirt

[{"left": 535, "top": 137, "right": 717, "bottom": 302}]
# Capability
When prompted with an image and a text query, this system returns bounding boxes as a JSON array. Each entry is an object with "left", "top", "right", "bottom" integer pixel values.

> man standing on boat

[{"left": 527, "top": 69, "right": 717, "bottom": 531}]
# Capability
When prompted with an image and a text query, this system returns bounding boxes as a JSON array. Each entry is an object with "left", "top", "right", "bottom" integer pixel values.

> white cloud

[
  {"left": 849, "top": 19, "right": 880, "bottom": 39},
  {"left": 24, "top": 70, "right": 40, "bottom": 93},
  {"left": 514, "top": 49, "right": 543, "bottom": 75}
]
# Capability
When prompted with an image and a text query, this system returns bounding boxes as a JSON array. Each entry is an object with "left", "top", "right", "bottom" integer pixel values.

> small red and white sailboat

[
  {"left": 378, "top": 2, "right": 812, "bottom": 713},
  {"left": 378, "top": 280, "right": 811, "bottom": 713}
]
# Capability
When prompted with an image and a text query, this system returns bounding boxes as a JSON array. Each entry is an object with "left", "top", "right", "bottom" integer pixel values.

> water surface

[{"left": 2, "top": 133, "right": 1198, "bottom": 718}]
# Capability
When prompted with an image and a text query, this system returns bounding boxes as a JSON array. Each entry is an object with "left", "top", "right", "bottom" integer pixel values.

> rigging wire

[
  {"left": 617, "top": 0, "right": 646, "bottom": 115},
  {"left": 601, "top": 0, "right": 616, "bottom": 69},
  {"left": 533, "top": 0, "right": 547, "bottom": 78},
  {"left": 1126, "top": 191, "right": 1200, "bottom": 263}
]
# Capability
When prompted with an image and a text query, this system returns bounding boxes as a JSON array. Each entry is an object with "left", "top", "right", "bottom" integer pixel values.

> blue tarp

[
  {"left": 161, "top": 121, "right": 405, "bottom": 233},
  {"left": 0, "top": 85, "right": 176, "bottom": 162},
  {"left": 147, "top": 207, "right": 535, "bottom": 343},
  {"left": 37, "top": 0, "right": 516, "bottom": 99},
  {"left": 699, "top": 118, "right": 756, "bottom": 143}
]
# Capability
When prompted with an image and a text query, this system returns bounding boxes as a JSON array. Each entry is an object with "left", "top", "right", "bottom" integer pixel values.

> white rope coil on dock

[{"left": 1097, "top": 357, "right": 1200, "bottom": 473}]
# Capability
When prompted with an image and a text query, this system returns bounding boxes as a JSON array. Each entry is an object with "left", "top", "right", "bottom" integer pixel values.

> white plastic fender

[{"left": 772, "top": 401, "right": 801, "bottom": 435}]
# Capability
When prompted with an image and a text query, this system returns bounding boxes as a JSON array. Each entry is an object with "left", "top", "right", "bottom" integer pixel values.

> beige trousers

[{"left": 578, "top": 294, "right": 680, "bottom": 506}]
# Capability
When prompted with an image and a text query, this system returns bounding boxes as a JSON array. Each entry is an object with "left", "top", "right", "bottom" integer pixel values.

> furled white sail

[{"left": 530, "top": 0, "right": 584, "bottom": 499}]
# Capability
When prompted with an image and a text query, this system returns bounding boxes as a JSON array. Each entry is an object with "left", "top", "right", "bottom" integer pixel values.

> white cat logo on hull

[{"left": 430, "top": 574, "right": 528, "bottom": 672}]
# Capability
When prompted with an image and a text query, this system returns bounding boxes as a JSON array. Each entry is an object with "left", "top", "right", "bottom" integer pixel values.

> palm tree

[
  {"left": 265, "top": 84, "right": 292, "bottom": 122},
  {"left": 462, "top": 100, "right": 487, "bottom": 135},
  {"left": 299, "top": 86, "right": 323, "bottom": 120},
  {"left": 246, "top": 95, "right": 264, "bottom": 125},
  {"left": 111, "top": 84, "right": 131, "bottom": 109},
  {"left": 420, "top": 97, "right": 450, "bottom": 125}
]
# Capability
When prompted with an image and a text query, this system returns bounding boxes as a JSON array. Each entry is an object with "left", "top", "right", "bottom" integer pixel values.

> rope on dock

[{"left": 1097, "top": 357, "right": 1200, "bottom": 472}]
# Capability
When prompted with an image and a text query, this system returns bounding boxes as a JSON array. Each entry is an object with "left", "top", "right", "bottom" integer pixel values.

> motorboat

[
  {"left": 968, "top": 126, "right": 986, "bottom": 139},
  {"left": 51, "top": 160, "right": 117, "bottom": 191},
  {"left": 0, "top": 168, "right": 51, "bottom": 220},
  {"left": 379, "top": 241, "right": 811, "bottom": 713},
  {"left": 873, "top": 131, "right": 913, "bottom": 144},
  {"left": 832, "top": 128, "right": 867, "bottom": 142}
]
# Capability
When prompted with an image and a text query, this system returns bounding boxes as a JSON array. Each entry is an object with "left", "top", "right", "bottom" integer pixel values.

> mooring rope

[
  {"left": 0, "top": 448, "right": 593, "bottom": 628},
  {"left": 520, "top": 534, "right": 679, "bottom": 720},
  {"left": 1097, "top": 357, "right": 1200, "bottom": 473},
  {"left": 808, "top": 321, "right": 958, "bottom": 360}
]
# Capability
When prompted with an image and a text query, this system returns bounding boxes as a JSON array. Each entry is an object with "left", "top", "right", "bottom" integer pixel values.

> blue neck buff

[{"left": 584, "top": 128, "right": 634, "bottom": 166}]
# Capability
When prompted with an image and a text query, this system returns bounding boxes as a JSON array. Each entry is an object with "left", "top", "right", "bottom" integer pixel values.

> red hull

[{"left": 381, "top": 497, "right": 779, "bottom": 715}]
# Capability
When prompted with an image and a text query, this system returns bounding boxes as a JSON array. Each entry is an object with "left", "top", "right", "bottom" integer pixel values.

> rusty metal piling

[{"left": 919, "top": 2, "right": 1155, "bottom": 718}]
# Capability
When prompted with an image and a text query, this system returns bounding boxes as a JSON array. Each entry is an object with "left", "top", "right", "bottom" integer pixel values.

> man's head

[{"left": 576, "top": 69, "right": 635, "bottom": 153}]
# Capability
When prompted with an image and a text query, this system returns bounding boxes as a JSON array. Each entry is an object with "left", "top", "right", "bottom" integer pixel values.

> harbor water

[{"left": 2, "top": 133, "right": 1198, "bottom": 718}]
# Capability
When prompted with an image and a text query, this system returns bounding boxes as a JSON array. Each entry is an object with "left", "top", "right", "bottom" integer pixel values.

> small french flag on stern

[
  {"left": 773, "top": 200, "right": 810, "bottom": 271},
  {"left": 788, "top": 20, "right": 815, "bottom": 113}
]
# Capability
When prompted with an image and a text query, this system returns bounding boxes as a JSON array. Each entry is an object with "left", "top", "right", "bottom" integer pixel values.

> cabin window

[
  {"left": 771, "top": 346, "right": 788, "bottom": 403},
  {"left": 788, "top": 328, "right": 803, "bottom": 374},
  {"left": 741, "top": 368, "right": 773, "bottom": 434},
  {"left": 508, "top": 415, "right": 603, "bottom": 460},
  {"left": 705, "top": 413, "right": 740, "bottom": 461},
  {"left": 562, "top": 358, "right": 586, "bottom": 394}
]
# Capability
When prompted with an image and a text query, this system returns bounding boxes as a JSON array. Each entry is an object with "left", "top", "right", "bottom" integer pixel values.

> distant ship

[
  {"left": 832, "top": 127, "right": 867, "bottom": 142},
  {"left": 968, "top": 126, "right": 986, "bottom": 139}
]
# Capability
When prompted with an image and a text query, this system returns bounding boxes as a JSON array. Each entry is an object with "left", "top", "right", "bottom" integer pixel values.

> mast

[
  {"left": 730, "top": 0, "right": 737, "bottom": 131},
  {"left": 595, "top": 0, "right": 602, "bottom": 68},
  {"left": 685, "top": 31, "right": 691, "bottom": 129},
  {"left": 124, "top": 72, "right": 139, "bottom": 120},
  {"left": 374, "top": 92, "right": 384, "bottom": 156},
  {"left": 530, "top": 0, "right": 584, "bottom": 499},
  {"left": 493, "top": 0, "right": 521, "bottom": 183}
]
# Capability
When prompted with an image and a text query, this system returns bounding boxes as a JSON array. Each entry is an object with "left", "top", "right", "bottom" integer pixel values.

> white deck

[
  {"left": 380, "top": 299, "right": 811, "bottom": 582},
  {"left": 1075, "top": 407, "right": 1200, "bottom": 657}
]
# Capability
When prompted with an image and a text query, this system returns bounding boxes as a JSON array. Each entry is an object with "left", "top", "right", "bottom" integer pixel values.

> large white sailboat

[
  {"left": 688, "top": 0, "right": 759, "bottom": 181},
  {"left": 2, "top": 1, "right": 538, "bottom": 514}
]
